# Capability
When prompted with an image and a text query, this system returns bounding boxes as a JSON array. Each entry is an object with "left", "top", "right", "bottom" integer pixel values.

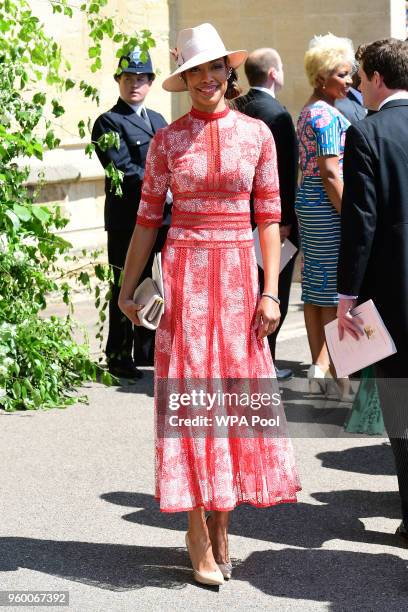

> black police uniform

[{"left": 92, "top": 54, "right": 168, "bottom": 372}]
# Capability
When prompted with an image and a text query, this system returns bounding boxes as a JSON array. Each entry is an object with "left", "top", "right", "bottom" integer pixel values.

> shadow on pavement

[
  {"left": 97, "top": 488, "right": 408, "bottom": 604},
  {"left": 2, "top": 479, "right": 407, "bottom": 602},
  {"left": 101, "top": 486, "right": 403, "bottom": 550},
  {"left": 0, "top": 538, "right": 192, "bottom": 591},
  {"left": 111, "top": 369, "right": 155, "bottom": 398},
  {"left": 317, "top": 442, "right": 394, "bottom": 475},
  {"left": 1, "top": 530, "right": 407, "bottom": 607},
  {"left": 234, "top": 548, "right": 408, "bottom": 611}
]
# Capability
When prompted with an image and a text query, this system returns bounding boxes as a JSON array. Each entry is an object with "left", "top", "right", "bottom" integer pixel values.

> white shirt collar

[
  {"left": 378, "top": 91, "right": 408, "bottom": 110},
  {"left": 122, "top": 99, "right": 145, "bottom": 116},
  {"left": 251, "top": 86, "right": 275, "bottom": 99}
]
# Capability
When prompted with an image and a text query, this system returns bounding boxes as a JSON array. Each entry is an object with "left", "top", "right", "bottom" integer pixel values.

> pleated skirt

[{"left": 153, "top": 232, "right": 301, "bottom": 512}]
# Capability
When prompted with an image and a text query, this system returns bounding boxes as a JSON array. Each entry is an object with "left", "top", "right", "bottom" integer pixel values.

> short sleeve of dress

[
  {"left": 136, "top": 128, "right": 170, "bottom": 228},
  {"left": 313, "top": 107, "right": 341, "bottom": 158},
  {"left": 253, "top": 122, "right": 281, "bottom": 225}
]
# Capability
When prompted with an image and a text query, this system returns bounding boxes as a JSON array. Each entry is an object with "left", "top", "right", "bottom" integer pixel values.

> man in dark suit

[
  {"left": 335, "top": 89, "right": 367, "bottom": 124},
  {"left": 337, "top": 38, "right": 408, "bottom": 539},
  {"left": 92, "top": 50, "right": 168, "bottom": 378},
  {"left": 235, "top": 48, "right": 298, "bottom": 380},
  {"left": 335, "top": 67, "right": 367, "bottom": 124}
]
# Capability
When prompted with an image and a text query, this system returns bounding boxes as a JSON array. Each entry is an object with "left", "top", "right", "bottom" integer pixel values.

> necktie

[{"left": 140, "top": 107, "right": 152, "bottom": 130}]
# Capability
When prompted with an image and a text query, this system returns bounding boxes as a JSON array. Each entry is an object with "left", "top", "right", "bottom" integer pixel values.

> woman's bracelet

[{"left": 261, "top": 293, "right": 281, "bottom": 305}]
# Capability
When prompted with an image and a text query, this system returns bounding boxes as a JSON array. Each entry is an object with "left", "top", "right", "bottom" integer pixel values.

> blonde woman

[
  {"left": 119, "top": 23, "right": 300, "bottom": 586},
  {"left": 295, "top": 34, "right": 354, "bottom": 394}
]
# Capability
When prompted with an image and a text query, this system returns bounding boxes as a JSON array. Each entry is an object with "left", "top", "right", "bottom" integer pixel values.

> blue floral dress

[{"left": 295, "top": 101, "right": 350, "bottom": 306}]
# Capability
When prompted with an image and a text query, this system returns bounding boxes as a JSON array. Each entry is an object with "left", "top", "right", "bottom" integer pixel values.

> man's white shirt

[
  {"left": 123, "top": 100, "right": 147, "bottom": 117},
  {"left": 378, "top": 91, "right": 408, "bottom": 110},
  {"left": 251, "top": 86, "right": 276, "bottom": 98}
]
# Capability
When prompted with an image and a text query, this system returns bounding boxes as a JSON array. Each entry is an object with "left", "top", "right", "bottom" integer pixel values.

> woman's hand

[
  {"left": 118, "top": 297, "right": 144, "bottom": 326},
  {"left": 255, "top": 296, "right": 281, "bottom": 339},
  {"left": 117, "top": 224, "right": 159, "bottom": 327},
  {"left": 256, "top": 223, "right": 281, "bottom": 338}
]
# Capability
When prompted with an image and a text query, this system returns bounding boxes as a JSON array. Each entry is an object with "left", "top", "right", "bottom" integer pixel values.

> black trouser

[
  {"left": 258, "top": 253, "right": 297, "bottom": 361},
  {"left": 376, "top": 356, "right": 408, "bottom": 527},
  {"left": 106, "top": 227, "right": 168, "bottom": 366}
]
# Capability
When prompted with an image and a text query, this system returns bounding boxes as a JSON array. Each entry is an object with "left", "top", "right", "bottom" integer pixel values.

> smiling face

[
  {"left": 118, "top": 72, "right": 153, "bottom": 105},
  {"left": 184, "top": 57, "right": 229, "bottom": 112},
  {"left": 321, "top": 63, "right": 353, "bottom": 100}
]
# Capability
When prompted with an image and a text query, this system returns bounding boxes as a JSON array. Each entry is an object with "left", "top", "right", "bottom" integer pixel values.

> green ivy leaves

[
  {"left": 0, "top": 317, "right": 103, "bottom": 410},
  {"left": 13, "top": 203, "right": 31, "bottom": 222},
  {"left": 0, "top": 0, "right": 156, "bottom": 411},
  {"left": 105, "top": 162, "right": 124, "bottom": 197}
]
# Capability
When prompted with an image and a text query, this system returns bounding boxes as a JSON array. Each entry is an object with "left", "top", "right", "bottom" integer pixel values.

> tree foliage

[{"left": 0, "top": 0, "right": 155, "bottom": 410}]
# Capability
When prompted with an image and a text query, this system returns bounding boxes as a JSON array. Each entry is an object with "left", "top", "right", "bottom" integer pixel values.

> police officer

[{"left": 92, "top": 50, "right": 168, "bottom": 379}]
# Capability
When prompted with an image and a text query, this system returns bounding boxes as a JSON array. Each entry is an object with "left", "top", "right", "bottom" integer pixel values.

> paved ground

[{"left": 1, "top": 284, "right": 408, "bottom": 612}]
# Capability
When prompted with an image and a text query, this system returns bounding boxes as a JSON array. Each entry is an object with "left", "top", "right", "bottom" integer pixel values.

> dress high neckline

[{"left": 190, "top": 106, "right": 230, "bottom": 121}]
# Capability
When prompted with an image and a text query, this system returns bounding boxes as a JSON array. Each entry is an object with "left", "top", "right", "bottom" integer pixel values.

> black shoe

[
  {"left": 133, "top": 357, "right": 154, "bottom": 367},
  {"left": 108, "top": 362, "right": 143, "bottom": 379},
  {"left": 395, "top": 522, "right": 408, "bottom": 541},
  {"left": 276, "top": 367, "right": 294, "bottom": 381}
]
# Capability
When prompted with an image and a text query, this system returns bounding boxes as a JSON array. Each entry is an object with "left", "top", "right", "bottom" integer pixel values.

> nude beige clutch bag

[{"left": 132, "top": 253, "right": 164, "bottom": 330}]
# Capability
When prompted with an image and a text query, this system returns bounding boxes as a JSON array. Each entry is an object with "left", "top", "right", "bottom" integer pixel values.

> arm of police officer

[
  {"left": 92, "top": 114, "right": 145, "bottom": 181},
  {"left": 118, "top": 128, "right": 170, "bottom": 325}
]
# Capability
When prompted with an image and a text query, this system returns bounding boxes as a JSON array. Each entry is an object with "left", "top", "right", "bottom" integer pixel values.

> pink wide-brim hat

[{"left": 162, "top": 23, "right": 248, "bottom": 92}]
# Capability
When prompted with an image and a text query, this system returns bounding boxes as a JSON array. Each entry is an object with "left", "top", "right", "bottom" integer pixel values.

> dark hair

[
  {"left": 359, "top": 38, "right": 408, "bottom": 89},
  {"left": 225, "top": 67, "right": 242, "bottom": 99},
  {"left": 351, "top": 44, "right": 364, "bottom": 89},
  {"left": 354, "top": 44, "right": 365, "bottom": 64}
]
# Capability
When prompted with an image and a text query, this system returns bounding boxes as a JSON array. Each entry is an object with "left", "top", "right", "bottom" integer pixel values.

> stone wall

[
  {"left": 27, "top": 0, "right": 406, "bottom": 250},
  {"left": 171, "top": 0, "right": 407, "bottom": 119},
  {"left": 29, "top": 0, "right": 174, "bottom": 250}
]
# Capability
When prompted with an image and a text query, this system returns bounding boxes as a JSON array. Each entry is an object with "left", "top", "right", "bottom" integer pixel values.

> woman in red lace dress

[{"left": 119, "top": 23, "right": 300, "bottom": 586}]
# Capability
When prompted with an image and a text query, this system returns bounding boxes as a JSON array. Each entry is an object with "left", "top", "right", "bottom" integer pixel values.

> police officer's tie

[{"left": 140, "top": 107, "right": 152, "bottom": 131}]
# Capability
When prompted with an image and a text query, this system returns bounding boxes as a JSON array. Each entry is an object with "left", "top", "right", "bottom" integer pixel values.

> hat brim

[
  {"left": 162, "top": 49, "right": 248, "bottom": 92},
  {"left": 114, "top": 68, "right": 155, "bottom": 80}
]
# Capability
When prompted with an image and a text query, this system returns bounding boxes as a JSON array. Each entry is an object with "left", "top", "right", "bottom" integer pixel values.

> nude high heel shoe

[
  {"left": 217, "top": 560, "right": 232, "bottom": 580},
  {"left": 185, "top": 533, "right": 224, "bottom": 586},
  {"left": 324, "top": 370, "right": 340, "bottom": 399},
  {"left": 206, "top": 515, "right": 232, "bottom": 580},
  {"left": 325, "top": 372, "right": 354, "bottom": 402},
  {"left": 307, "top": 364, "right": 327, "bottom": 394}
]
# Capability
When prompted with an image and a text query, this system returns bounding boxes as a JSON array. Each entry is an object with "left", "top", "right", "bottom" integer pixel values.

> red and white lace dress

[{"left": 137, "top": 106, "right": 300, "bottom": 512}]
